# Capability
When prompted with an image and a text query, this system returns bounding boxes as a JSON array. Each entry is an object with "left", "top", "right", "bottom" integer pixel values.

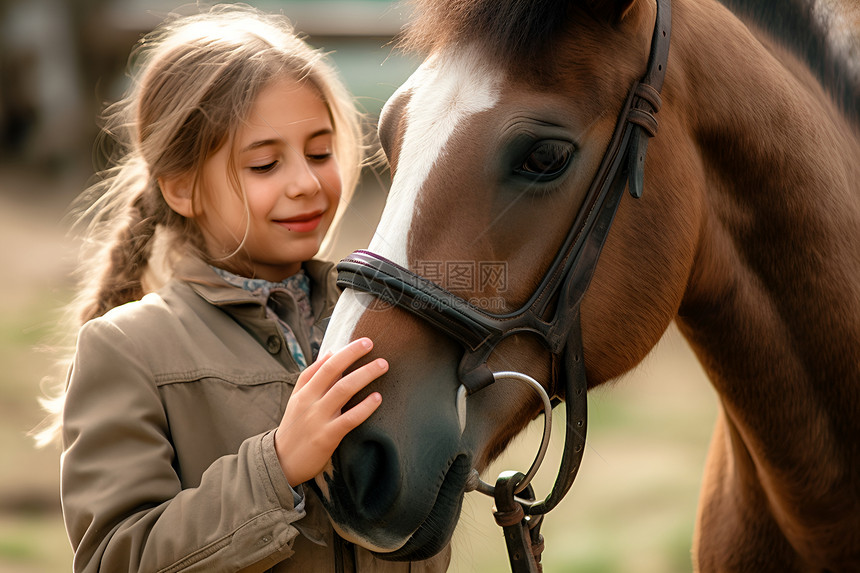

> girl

[{"left": 50, "top": 5, "right": 450, "bottom": 572}]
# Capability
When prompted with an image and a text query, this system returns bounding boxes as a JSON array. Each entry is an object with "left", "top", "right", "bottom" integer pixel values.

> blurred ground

[{"left": 0, "top": 172, "right": 80, "bottom": 573}]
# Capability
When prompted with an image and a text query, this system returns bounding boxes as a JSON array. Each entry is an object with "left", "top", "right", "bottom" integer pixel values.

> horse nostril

[{"left": 339, "top": 435, "right": 401, "bottom": 519}]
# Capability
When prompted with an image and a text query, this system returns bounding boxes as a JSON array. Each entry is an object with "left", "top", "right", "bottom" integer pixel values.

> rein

[{"left": 336, "top": 1, "right": 671, "bottom": 569}]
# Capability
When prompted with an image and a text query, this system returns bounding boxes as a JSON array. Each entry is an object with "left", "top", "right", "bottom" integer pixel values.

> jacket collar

[{"left": 175, "top": 256, "right": 339, "bottom": 321}]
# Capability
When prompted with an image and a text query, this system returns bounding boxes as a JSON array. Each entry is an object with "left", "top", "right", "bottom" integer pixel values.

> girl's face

[{"left": 198, "top": 76, "right": 342, "bottom": 281}]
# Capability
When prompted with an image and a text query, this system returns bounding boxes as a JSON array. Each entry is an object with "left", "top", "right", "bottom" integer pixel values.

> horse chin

[
  {"left": 316, "top": 454, "right": 471, "bottom": 562},
  {"left": 374, "top": 454, "right": 470, "bottom": 561}
]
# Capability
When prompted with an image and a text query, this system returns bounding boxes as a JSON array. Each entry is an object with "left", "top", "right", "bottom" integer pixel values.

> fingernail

[
  {"left": 360, "top": 338, "right": 372, "bottom": 349},
  {"left": 376, "top": 358, "right": 388, "bottom": 370}
]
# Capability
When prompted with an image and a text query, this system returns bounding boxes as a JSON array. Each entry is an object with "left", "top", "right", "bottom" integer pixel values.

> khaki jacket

[{"left": 61, "top": 257, "right": 451, "bottom": 572}]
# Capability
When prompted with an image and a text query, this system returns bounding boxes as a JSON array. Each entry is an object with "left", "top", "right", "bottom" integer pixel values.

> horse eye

[{"left": 516, "top": 141, "right": 573, "bottom": 181}]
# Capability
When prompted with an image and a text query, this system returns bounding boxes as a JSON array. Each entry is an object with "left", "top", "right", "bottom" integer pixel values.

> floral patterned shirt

[{"left": 211, "top": 266, "right": 320, "bottom": 369}]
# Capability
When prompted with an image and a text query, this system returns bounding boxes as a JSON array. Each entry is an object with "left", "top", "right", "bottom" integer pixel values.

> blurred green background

[{"left": 0, "top": 1, "right": 717, "bottom": 571}]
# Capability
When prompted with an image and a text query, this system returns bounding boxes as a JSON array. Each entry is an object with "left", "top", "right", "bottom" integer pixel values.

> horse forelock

[{"left": 401, "top": 0, "right": 578, "bottom": 66}]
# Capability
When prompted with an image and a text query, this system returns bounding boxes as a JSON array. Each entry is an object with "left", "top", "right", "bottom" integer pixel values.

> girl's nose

[{"left": 284, "top": 155, "right": 322, "bottom": 198}]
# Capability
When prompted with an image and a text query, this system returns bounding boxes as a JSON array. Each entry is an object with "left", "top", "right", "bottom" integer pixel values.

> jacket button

[{"left": 266, "top": 335, "right": 281, "bottom": 354}]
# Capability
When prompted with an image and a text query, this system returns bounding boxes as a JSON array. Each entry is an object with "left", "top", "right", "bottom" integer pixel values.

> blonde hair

[{"left": 34, "top": 3, "right": 363, "bottom": 445}]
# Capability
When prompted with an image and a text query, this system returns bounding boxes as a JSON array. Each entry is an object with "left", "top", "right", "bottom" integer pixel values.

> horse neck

[{"left": 672, "top": 0, "right": 860, "bottom": 523}]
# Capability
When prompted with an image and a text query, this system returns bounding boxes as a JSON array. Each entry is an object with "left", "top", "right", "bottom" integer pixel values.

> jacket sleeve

[{"left": 61, "top": 317, "right": 303, "bottom": 573}]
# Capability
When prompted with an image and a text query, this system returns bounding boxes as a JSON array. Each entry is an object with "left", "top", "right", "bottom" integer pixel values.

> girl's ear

[{"left": 158, "top": 174, "right": 195, "bottom": 218}]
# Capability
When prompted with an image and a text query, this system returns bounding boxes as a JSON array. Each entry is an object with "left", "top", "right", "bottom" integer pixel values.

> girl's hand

[{"left": 274, "top": 337, "right": 384, "bottom": 487}]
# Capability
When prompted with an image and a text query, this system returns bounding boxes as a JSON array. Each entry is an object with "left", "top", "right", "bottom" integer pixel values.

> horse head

[{"left": 309, "top": 0, "right": 703, "bottom": 560}]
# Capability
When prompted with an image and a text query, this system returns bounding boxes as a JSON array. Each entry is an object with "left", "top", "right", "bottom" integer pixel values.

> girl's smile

[{"left": 274, "top": 210, "right": 325, "bottom": 232}]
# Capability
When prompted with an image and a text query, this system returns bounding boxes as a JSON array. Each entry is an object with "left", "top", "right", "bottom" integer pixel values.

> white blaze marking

[
  {"left": 320, "top": 47, "right": 503, "bottom": 356},
  {"left": 316, "top": 48, "right": 502, "bottom": 552},
  {"left": 318, "top": 290, "right": 374, "bottom": 355},
  {"left": 369, "top": 48, "right": 502, "bottom": 265}
]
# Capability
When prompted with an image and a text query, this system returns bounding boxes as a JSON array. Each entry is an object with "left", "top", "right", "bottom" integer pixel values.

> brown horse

[{"left": 313, "top": 0, "right": 860, "bottom": 570}]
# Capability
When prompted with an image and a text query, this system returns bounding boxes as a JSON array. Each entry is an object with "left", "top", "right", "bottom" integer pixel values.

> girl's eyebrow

[{"left": 239, "top": 128, "right": 334, "bottom": 153}]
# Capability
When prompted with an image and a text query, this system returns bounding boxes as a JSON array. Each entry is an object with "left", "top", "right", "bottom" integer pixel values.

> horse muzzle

[{"left": 311, "top": 332, "right": 472, "bottom": 560}]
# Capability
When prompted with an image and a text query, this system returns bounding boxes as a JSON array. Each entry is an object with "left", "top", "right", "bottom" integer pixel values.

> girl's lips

[{"left": 275, "top": 212, "right": 324, "bottom": 232}]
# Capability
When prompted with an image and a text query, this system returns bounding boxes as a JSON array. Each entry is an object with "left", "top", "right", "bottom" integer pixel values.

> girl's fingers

[
  {"left": 276, "top": 338, "right": 386, "bottom": 486},
  {"left": 326, "top": 358, "right": 388, "bottom": 410},
  {"left": 332, "top": 392, "right": 382, "bottom": 439},
  {"left": 294, "top": 350, "right": 333, "bottom": 391},
  {"left": 303, "top": 338, "right": 375, "bottom": 395}
]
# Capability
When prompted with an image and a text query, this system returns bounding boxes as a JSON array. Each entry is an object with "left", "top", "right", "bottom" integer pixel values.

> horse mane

[
  {"left": 400, "top": 0, "right": 577, "bottom": 63},
  {"left": 719, "top": 0, "right": 860, "bottom": 123}
]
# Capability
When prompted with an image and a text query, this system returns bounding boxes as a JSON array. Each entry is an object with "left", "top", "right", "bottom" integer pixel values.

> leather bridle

[{"left": 335, "top": 1, "right": 671, "bottom": 569}]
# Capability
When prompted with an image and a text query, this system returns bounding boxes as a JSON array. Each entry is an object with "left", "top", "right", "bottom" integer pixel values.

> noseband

[{"left": 336, "top": 1, "right": 671, "bottom": 569}]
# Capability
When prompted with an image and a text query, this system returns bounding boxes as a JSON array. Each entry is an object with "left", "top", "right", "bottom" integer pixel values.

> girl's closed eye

[
  {"left": 307, "top": 149, "right": 333, "bottom": 162},
  {"left": 306, "top": 133, "right": 334, "bottom": 162},
  {"left": 249, "top": 159, "right": 279, "bottom": 174}
]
